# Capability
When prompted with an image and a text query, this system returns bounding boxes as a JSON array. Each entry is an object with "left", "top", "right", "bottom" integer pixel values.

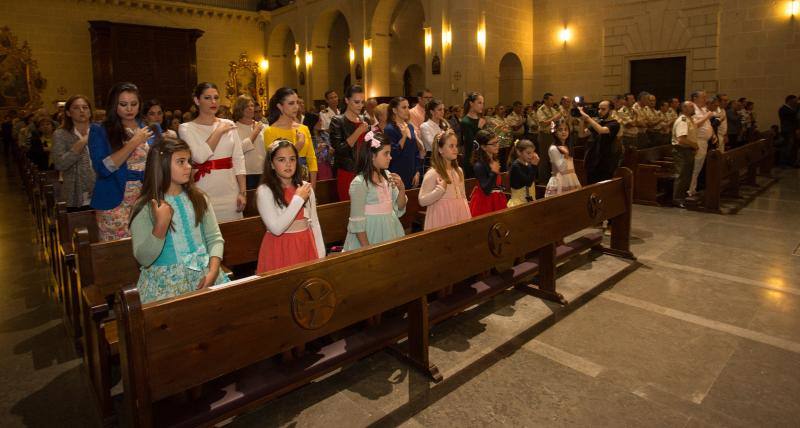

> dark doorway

[{"left": 630, "top": 57, "right": 686, "bottom": 104}]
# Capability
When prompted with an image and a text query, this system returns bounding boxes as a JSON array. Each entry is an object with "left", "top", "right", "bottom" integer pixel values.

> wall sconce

[
  {"left": 559, "top": 27, "right": 571, "bottom": 43},
  {"left": 476, "top": 24, "right": 486, "bottom": 49},
  {"left": 442, "top": 26, "right": 452, "bottom": 49},
  {"left": 349, "top": 45, "right": 355, "bottom": 64},
  {"left": 259, "top": 59, "right": 269, "bottom": 73},
  {"left": 305, "top": 51, "right": 313, "bottom": 68},
  {"left": 363, "top": 39, "right": 372, "bottom": 63},
  {"left": 295, "top": 55, "right": 300, "bottom": 70},
  {"left": 424, "top": 27, "right": 432, "bottom": 51},
  {"left": 788, "top": 0, "right": 800, "bottom": 16}
]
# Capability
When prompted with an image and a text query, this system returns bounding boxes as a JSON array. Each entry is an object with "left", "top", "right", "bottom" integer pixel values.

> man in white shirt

[
  {"left": 712, "top": 94, "right": 728, "bottom": 152},
  {"left": 319, "top": 90, "right": 340, "bottom": 133},
  {"left": 672, "top": 101, "right": 699, "bottom": 207},
  {"left": 688, "top": 90, "right": 715, "bottom": 197},
  {"left": 409, "top": 89, "right": 432, "bottom": 131}
]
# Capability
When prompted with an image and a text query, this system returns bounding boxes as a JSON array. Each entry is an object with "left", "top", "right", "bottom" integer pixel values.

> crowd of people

[{"left": 1, "top": 79, "right": 794, "bottom": 304}]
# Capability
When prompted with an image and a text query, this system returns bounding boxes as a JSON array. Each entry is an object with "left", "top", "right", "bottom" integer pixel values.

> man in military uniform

[
  {"left": 506, "top": 101, "right": 526, "bottom": 140},
  {"left": 632, "top": 92, "right": 652, "bottom": 148},
  {"left": 612, "top": 95, "right": 637, "bottom": 161},
  {"left": 713, "top": 94, "right": 729, "bottom": 152},
  {"left": 646, "top": 94, "right": 661, "bottom": 147},
  {"left": 672, "top": 101, "right": 699, "bottom": 208},
  {"left": 656, "top": 101, "right": 672, "bottom": 146},
  {"left": 536, "top": 92, "right": 563, "bottom": 183}
]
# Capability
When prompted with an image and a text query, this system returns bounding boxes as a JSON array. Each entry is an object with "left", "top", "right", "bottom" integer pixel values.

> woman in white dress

[
  {"left": 418, "top": 98, "right": 449, "bottom": 169},
  {"left": 178, "top": 82, "right": 247, "bottom": 221},
  {"left": 544, "top": 119, "right": 582, "bottom": 197}
]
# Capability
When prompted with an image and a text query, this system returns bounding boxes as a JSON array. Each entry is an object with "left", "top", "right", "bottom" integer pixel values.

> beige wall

[
  {"left": 2, "top": 0, "right": 265, "bottom": 111},
  {"left": 532, "top": 0, "right": 800, "bottom": 124}
]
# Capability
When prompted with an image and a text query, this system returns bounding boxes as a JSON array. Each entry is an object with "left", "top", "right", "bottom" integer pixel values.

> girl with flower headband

[
  {"left": 544, "top": 119, "right": 582, "bottom": 197},
  {"left": 255, "top": 139, "right": 325, "bottom": 272},
  {"left": 469, "top": 129, "right": 508, "bottom": 217},
  {"left": 506, "top": 139, "right": 540, "bottom": 207},
  {"left": 418, "top": 129, "right": 471, "bottom": 230},
  {"left": 342, "top": 131, "right": 407, "bottom": 251},
  {"left": 129, "top": 136, "right": 229, "bottom": 303}
]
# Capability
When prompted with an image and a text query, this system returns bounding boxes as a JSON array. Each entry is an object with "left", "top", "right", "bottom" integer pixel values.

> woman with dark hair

[
  {"left": 263, "top": 87, "right": 317, "bottom": 188},
  {"left": 460, "top": 92, "right": 486, "bottom": 178},
  {"left": 27, "top": 113, "right": 55, "bottom": 170},
  {"left": 51, "top": 95, "right": 95, "bottom": 211},
  {"left": 88, "top": 82, "right": 153, "bottom": 241},
  {"left": 178, "top": 82, "right": 247, "bottom": 221},
  {"left": 143, "top": 99, "right": 176, "bottom": 138},
  {"left": 330, "top": 85, "right": 369, "bottom": 201},
  {"left": 385, "top": 97, "right": 422, "bottom": 188}
]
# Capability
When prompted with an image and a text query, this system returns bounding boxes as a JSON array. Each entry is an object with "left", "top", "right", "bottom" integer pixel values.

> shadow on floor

[
  {"left": 8, "top": 364, "right": 100, "bottom": 428},
  {"left": 12, "top": 322, "right": 79, "bottom": 369}
]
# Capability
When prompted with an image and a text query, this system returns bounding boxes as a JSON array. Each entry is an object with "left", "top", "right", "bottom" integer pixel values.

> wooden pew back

[
  {"left": 116, "top": 169, "right": 633, "bottom": 426},
  {"left": 704, "top": 138, "right": 771, "bottom": 211}
]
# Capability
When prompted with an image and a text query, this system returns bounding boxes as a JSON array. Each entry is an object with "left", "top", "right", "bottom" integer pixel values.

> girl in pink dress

[
  {"left": 256, "top": 139, "right": 325, "bottom": 273},
  {"left": 418, "top": 129, "right": 471, "bottom": 230}
]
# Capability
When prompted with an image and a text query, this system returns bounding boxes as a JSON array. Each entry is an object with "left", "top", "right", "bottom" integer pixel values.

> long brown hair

[
  {"left": 61, "top": 95, "right": 92, "bottom": 130},
  {"left": 103, "top": 82, "right": 142, "bottom": 151},
  {"left": 259, "top": 139, "right": 304, "bottom": 208},
  {"left": 129, "top": 136, "right": 208, "bottom": 227},
  {"left": 356, "top": 132, "right": 391, "bottom": 186},
  {"left": 430, "top": 130, "right": 462, "bottom": 185}
]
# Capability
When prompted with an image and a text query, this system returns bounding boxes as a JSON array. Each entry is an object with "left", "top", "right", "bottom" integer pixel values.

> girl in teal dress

[
  {"left": 129, "top": 136, "right": 229, "bottom": 303},
  {"left": 343, "top": 131, "right": 408, "bottom": 251}
]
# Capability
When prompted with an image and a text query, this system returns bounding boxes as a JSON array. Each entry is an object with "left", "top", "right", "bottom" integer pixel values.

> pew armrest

[{"left": 82, "top": 286, "right": 110, "bottom": 322}]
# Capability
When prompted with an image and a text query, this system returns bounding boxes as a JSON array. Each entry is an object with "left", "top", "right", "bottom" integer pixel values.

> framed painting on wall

[
  {"left": 226, "top": 53, "right": 266, "bottom": 111},
  {"left": 0, "top": 26, "right": 46, "bottom": 113}
]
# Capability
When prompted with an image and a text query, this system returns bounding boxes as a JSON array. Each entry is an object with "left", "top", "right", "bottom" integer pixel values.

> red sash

[{"left": 193, "top": 157, "right": 233, "bottom": 182}]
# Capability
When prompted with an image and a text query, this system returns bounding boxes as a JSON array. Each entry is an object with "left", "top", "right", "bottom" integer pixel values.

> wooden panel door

[
  {"left": 630, "top": 57, "right": 686, "bottom": 104},
  {"left": 89, "top": 21, "right": 203, "bottom": 112}
]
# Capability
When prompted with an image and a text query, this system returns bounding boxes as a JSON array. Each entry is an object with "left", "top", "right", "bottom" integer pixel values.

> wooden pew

[
  {"left": 56, "top": 205, "right": 98, "bottom": 339},
  {"left": 114, "top": 168, "right": 634, "bottom": 427},
  {"left": 622, "top": 144, "right": 676, "bottom": 206},
  {"left": 704, "top": 138, "right": 773, "bottom": 212},
  {"left": 243, "top": 178, "right": 339, "bottom": 217}
]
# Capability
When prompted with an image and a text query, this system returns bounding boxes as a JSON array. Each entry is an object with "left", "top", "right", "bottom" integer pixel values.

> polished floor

[{"left": 1, "top": 153, "right": 798, "bottom": 427}]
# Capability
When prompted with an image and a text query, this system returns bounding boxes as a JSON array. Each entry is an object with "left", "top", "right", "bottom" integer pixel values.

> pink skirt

[
  {"left": 256, "top": 228, "right": 319, "bottom": 273},
  {"left": 424, "top": 198, "right": 472, "bottom": 230}
]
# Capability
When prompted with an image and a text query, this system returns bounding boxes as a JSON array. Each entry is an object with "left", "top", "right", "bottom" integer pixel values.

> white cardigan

[{"left": 256, "top": 182, "right": 326, "bottom": 259}]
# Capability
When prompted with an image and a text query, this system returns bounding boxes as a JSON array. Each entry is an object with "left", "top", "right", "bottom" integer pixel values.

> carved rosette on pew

[{"left": 292, "top": 278, "right": 336, "bottom": 330}]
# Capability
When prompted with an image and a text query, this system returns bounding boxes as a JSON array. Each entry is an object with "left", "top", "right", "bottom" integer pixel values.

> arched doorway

[
  {"left": 403, "top": 65, "right": 424, "bottom": 98},
  {"left": 498, "top": 53, "right": 523, "bottom": 106},
  {"left": 267, "top": 24, "right": 298, "bottom": 95},
  {"left": 310, "top": 10, "right": 351, "bottom": 101},
  {"left": 371, "top": 0, "right": 427, "bottom": 97}
]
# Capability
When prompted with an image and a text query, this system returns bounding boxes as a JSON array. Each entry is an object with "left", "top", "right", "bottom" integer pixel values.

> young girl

[
  {"left": 178, "top": 82, "right": 247, "bottom": 222},
  {"left": 256, "top": 139, "right": 325, "bottom": 273},
  {"left": 129, "top": 137, "right": 229, "bottom": 304},
  {"left": 506, "top": 139, "right": 540, "bottom": 207},
  {"left": 89, "top": 82, "right": 153, "bottom": 241},
  {"left": 418, "top": 130, "right": 471, "bottom": 230},
  {"left": 544, "top": 120, "right": 582, "bottom": 197},
  {"left": 469, "top": 129, "right": 507, "bottom": 217},
  {"left": 343, "top": 132, "right": 407, "bottom": 251}
]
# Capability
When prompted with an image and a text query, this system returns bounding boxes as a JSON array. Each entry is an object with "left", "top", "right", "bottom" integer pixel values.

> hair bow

[
  {"left": 268, "top": 140, "right": 282, "bottom": 154},
  {"left": 365, "top": 130, "right": 380, "bottom": 149},
  {"left": 550, "top": 121, "right": 557, "bottom": 133}
]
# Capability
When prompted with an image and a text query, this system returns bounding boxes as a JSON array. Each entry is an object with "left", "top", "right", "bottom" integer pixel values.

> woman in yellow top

[{"left": 264, "top": 87, "right": 317, "bottom": 188}]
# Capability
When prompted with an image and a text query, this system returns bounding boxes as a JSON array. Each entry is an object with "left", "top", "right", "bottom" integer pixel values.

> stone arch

[
  {"left": 267, "top": 23, "right": 298, "bottom": 96},
  {"left": 369, "top": 0, "right": 427, "bottom": 97},
  {"left": 498, "top": 53, "right": 523, "bottom": 106},
  {"left": 310, "top": 9, "right": 352, "bottom": 101},
  {"left": 403, "top": 64, "right": 424, "bottom": 97}
]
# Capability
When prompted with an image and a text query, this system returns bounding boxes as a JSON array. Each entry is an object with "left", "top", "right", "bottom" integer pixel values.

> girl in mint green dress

[
  {"left": 343, "top": 132, "right": 408, "bottom": 251},
  {"left": 129, "top": 137, "right": 229, "bottom": 303}
]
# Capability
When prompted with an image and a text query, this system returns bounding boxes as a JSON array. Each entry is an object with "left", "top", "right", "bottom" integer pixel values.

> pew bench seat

[{"left": 128, "top": 232, "right": 602, "bottom": 427}]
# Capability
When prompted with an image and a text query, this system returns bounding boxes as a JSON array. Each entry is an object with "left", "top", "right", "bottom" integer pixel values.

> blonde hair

[
  {"left": 232, "top": 95, "right": 254, "bottom": 122},
  {"left": 430, "top": 130, "right": 462, "bottom": 184},
  {"left": 374, "top": 103, "right": 389, "bottom": 122}
]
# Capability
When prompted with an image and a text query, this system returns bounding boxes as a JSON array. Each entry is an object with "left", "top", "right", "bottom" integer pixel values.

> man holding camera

[{"left": 579, "top": 100, "right": 621, "bottom": 184}]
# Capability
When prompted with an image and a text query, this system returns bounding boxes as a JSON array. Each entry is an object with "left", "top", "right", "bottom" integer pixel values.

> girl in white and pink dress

[
  {"left": 544, "top": 119, "right": 582, "bottom": 197},
  {"left": 178, "top": 82, "right": 247, "bottom": 221}
]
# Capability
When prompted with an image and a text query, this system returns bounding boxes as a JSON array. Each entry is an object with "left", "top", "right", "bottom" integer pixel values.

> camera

[{"left": 570, "top": 96, "right": 598, "bottom": 118}]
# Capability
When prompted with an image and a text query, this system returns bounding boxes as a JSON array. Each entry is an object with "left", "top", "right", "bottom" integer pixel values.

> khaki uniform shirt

[
  {"left": 526, "top": 112, "right": 538, "bottom": 134},
  {"left": 536, "top": 104, "right": 561, "bottom": 133},
  {"left": 655, "top": 111, "right": 670, "bottom": 134},
  {"left": 631, "top": 103, "right": 649, "bottom": 134},
  {"left": 672, "top": 114, "right": 697, "bottom": 146},
  {"left": 505, "top": 111, "right": 526, "bottom": 137},
  {"left": 613, "top": 106, "right": 637, "bottom": 137},
  {"left": 644, "top": 106, "right": 659, "bottom": 132}
]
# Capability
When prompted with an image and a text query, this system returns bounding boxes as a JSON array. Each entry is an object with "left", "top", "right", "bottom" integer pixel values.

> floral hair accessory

[
  {"left": 365, "top": 130, "right": 380, "bottom": 149},
  {"left": 550, "top": 121, "right": 557, "bottom": 133}
]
